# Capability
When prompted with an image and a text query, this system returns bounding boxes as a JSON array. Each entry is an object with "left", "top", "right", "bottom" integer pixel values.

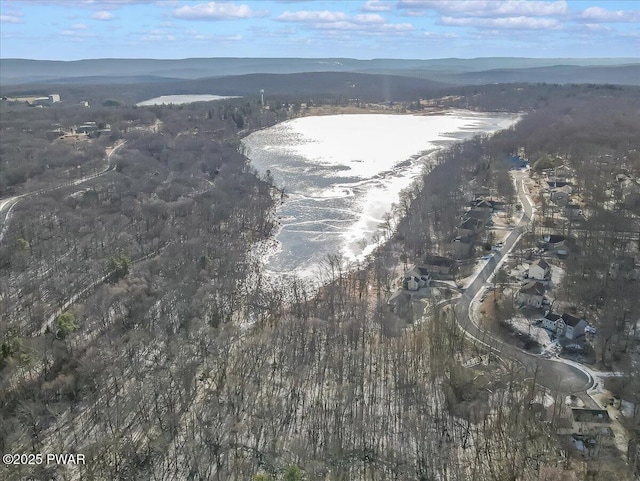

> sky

[{"left": 1, "top": 0, "right": 638, "bottom": 60}]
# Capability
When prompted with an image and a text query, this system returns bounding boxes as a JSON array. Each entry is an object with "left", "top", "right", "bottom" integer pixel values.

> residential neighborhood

[{"left": 389, "top": 149, "right": 638, "bottom": 471}]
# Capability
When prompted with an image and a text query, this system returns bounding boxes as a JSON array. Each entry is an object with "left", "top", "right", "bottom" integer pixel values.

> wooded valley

[{"left": 1, "top": 82, "right": 639, "bottom": 480}]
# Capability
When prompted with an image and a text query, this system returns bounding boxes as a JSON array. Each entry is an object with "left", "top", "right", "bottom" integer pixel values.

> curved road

[
  {"left": 0, "top": 141, "right": 126, "bottom": 244},
  {"left": 453, "top": 170, "right": 596, "bottom": 404}
]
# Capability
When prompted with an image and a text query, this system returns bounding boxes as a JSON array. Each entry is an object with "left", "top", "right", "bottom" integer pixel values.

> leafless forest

[{"left": 1, "top": 84, "right": 639, "bottom": 480}]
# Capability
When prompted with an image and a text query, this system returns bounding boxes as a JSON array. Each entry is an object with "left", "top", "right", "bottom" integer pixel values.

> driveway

[{"left": 453, "top": 169, "right": 597, "bottom": 406}]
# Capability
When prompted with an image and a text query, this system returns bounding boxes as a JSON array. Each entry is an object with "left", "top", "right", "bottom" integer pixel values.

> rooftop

[
  {"left": 520, "top": 281, "right": 546, "bottom": 296},
  {"left": 572, "top": 409, "right": 611, "bottom": 424}
]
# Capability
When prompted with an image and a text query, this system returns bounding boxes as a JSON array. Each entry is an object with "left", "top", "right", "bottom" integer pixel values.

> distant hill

[
  {"left": 184, "top": 72, "right": 449, "bottom": 102},
  {"left": 26, "top": 75, "right": 183, "bottom": 85},
  {"left": 439, "top": 64, "right": 640, "bottom": 86},
  {"left": 1, "top": 57, "right": 638, "bottom": 86},
  {"left": 0, "top": 71, "right": 449, "bottom": 104}
]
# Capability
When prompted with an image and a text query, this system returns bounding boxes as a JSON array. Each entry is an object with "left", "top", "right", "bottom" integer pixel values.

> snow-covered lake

[
  {"left": 136, "top": 94, "right": 239, "bottom": 106},
  {"left": 243, "top": 111, "right": 520, "bottom": 278}
]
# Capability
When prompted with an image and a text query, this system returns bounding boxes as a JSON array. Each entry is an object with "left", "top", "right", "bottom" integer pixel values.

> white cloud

[
  {"left": 422, "top": 31, "right": 458, "bottom": 39},
  {"left": 92, "top": 10, "right": 114, "bottom": 20},
  {"left": 398, "top": 0, "right": 568, "bottom": 17},
  {"left": 376, "top": 22, "right": 414, "bottom": 32},
  {"left": 188, "top": 31, "right": 243, "bottom": 41},
  {"left": 173, "top": 2, "right": 268, "bottom": 20},
  {"left": 61, "top": 28, "right": 95, "bottom": 38},
  {"left": 71, "top": 23, "right": 89, "bottom": 29},
  {"left": 78, "top": 0, "right": 156, "bottom": 5},
  {"left": 0, "top": 15, "right": 23, "bottom": 23},
  {"left": 314, "top": 21, "right": 413, "bottom": 33},
  {"left": 353, "top": 13, "right": 386, "bottom": 24},
  {"left": 361, "top": 0, "right": 393, "bottom": 12},
  {"left": 277, "top": 10, "right": 349, "bottom": 23},
  {"left": 15, "top": 0, "right": 157, "bottom": 6},
  {"left": 277, "top": 9, "right": 414, "bottom": 35},
  {"left": 580, "top": 23, "right": 611, "bottom": 32},
  {"left": 396, "top": 0, "right": 569, "bottom": 33},
  {"left": 441, "top": 15, "right": 561, "bottom": 30},
  {"left": 580, "top": 6, "right": 639, "bottom": 23}
]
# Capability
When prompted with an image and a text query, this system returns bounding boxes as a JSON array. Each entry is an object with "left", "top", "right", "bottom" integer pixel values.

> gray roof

[
  {"left": 531, "top": 258, "right": 550, "bottom": 270},
  {"left": 520, "top": 281, "right": 545, "bottom": 296},
  {"left": 424, "top": 255, "right": 455, "bottom": 267},
  {"left": 561, "top": 313, "right": 584, "bottom": 327},
  {"left": 572, "top": 409, "right": 611, "bottom": 424},
  {"left": 543, "top": 312, "right": 562, "bottom": 322},
  {"left": 460, "top": 217, "right": 482, "bottom": 230}
]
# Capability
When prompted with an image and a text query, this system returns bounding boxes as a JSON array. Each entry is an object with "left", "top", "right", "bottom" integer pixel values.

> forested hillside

[{"left": 1, "top": 82, "right": 638, "bottom": 480}]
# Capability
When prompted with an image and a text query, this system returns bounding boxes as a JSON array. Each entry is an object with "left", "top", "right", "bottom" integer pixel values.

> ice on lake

[{"left": 243, "top": 111, "right": 519, "bottom": 278}]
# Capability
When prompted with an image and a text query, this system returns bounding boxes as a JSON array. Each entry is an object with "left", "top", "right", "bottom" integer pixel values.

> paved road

[
  {"left": 0, "top": 141, "right": 126, "bottom": 244},
  {"left": 453, "top": 170, "right": 597, "bottom": 404}
]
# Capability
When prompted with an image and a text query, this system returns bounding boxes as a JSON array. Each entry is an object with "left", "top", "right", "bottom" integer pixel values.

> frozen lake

[
  {"left": 136, "top": 94, "right": 239, "bottom": 106},
  {"left": 243, "top": 111, "right": 519, "bottom": 278}
]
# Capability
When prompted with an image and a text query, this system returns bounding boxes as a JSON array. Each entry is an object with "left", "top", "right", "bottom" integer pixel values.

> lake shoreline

[{"left": 243, "top": 110, "right": 520, "bottom": 279}]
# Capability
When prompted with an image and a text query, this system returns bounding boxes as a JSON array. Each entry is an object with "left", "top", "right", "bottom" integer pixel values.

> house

[
  {"left": 31, "top": 94, "right": 60, "bottom": 106},
  {"left": 388, "top": 289, "right": 411, "bottom": 308},
  {"left": 542, "top": 234, "right": 566, "bottom": 252},
  {"left": 76, "top": 122, "right": 98, "bottom": 134},
  {"left": 565, "top": 203, "right": 582, "bottom": 220},
  {"left": 457, "top": 217, "right": 484, "bottom": 237},
  {"left": 528, "top": 258, "right": 551, "bottom": 281},
  {"left": 554, "top": 164, "right": 573, "bottom": 179},
  {"left": 404, "top": 265, "right": 431, "bottom": 290},
  {"left": 571, "top": 408, "right": 611, "bottom": 426},
  {"left": 470, "top": 198, "right": 494, "bottom": 213},
  {"left": 546, "top": 166, "right": 572, "bottom": 186},
  {"left": 541, "top": 311, "right": 587, "bottom": 339},
  {"left": 517, "top": 281, "right": 546, "bottom": 308},
  {"left": 609, "top": 256, "right": 639, "bottom": 280},
  {"left": 546, "top": 179, "right": 570, "bottom": 189},
  {"left": 423, "top": 255, "right": 456, "bottom": 277},
  {"left": 556, "top": 409, "right": 616, "bottom": 456},
  {"left": 550, "top": 185, "right": 572, "bottom": 206},
  {"left": 561, "top": 314, "right": 587, "bottom": 340},
  {"left": 403, "top": 276, "right": 420, "bottom": 291},
  {"left": 463, "top": 209, "right": 491, "bottom": 226},
  {"left": 450, "top": 235, "right": 473, "bottom": 259},
  {"left": 542, "top": 311, "right": 563, "bottom": 332}
]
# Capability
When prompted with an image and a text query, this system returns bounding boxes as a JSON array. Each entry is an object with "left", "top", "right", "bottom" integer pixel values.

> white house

[
  {"left": 405, "top": 266, "right": 431, "bottom": 287},
  {"left": 528, "top": 258, "right": 551, "bottom": 281},
  {"left": 542, "top": 311, "right": 562, "bottom": 332},
  {"left": 517, "top": 281, "right": 546, "bottom": 308},
  {"left": 561, "top": 314, "right": 587, "bottom": 340},
  {"left": 541, "top": 311, "right": 587, "bottom": 339}
]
